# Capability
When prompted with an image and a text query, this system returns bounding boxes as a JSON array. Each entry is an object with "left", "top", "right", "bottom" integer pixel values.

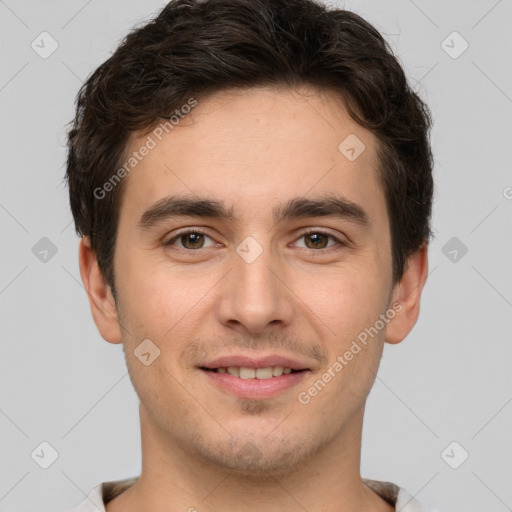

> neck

[{"left": 106, "top": 404, "right": 392, "bottom": 512}]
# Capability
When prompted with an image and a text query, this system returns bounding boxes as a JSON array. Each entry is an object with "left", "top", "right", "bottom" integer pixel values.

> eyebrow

[{"left": 137, "top": 194, "right": 370, "bottom": 230}]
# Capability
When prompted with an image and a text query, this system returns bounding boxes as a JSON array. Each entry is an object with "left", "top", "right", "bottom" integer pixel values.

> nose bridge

[{"left": 216, "top": 236, "right": 292, "bottom": 333}]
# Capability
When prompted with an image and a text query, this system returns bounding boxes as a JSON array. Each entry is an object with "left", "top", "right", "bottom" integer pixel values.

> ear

[
  {"left": 385, "top": 244, "right": 429, "bottom": 345},
  {"left": 78, "top": 236, "right": 123, "bottom": 344}
]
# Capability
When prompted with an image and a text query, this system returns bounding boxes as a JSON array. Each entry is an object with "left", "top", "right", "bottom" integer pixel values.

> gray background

[{"left": 0, "top": 0, "right": 511, "bottom": 511}]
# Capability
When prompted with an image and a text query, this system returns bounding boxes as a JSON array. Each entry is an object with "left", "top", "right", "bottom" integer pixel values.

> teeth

[
  {"left": 272, "top": 366, "right": 284, "bottom": 377},
  {"left": 239, "top": 367, "right": 256, "bottom": 379},
  {"left": 217, "top": 366, "right": 294, "bottom": 379},
  {"left": 227, "top": 366, "right": 240, "bottom": 377},
  {"left": 255, "top": 367, "right": 273, "bottom": 379}
]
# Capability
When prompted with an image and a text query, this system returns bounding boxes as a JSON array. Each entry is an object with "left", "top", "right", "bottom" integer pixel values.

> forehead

[{"left": 118, "top": 84, "right": 385, "bottom": 227}]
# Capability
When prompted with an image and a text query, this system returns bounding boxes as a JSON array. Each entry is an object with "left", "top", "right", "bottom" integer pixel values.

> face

[{"left": 106, "top": 85, "right": 399, "bottom": 475}]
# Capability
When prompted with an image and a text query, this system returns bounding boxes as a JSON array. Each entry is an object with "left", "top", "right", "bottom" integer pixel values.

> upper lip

[{"left": 200, "top": 353, "right": 311, "bottom": 371}]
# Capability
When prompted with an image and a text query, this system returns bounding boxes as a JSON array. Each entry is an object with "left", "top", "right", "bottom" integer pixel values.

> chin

[{"left": 192, "top": 431, "right": 328, "bottom": 478}]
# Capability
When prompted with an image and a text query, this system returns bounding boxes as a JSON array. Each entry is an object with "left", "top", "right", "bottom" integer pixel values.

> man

[{"left": 66, "top": 0, "right": 434, "bottom": 510}]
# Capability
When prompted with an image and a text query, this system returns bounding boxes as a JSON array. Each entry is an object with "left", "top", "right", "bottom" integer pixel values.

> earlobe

[
  {"left": 385, "top": 244, "right": 429, "bottom": 345},
  {"left": 78, "top": 237, "right": 123, "bottom": 344}
]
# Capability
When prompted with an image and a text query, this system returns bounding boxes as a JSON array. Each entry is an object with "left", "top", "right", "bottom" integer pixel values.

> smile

[
  {"left": 202, "top": 366, "right": 299, "bottom": 379},
  {"left": 199, "top": 366, "right": 309, "bottom": 399}
]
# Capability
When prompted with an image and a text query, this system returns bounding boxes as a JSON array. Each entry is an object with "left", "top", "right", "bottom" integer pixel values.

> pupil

[
  {"left": 306, "top": 233, "right": 328, "bottom": 249},
  {"left": 183, "top": 233, "right": 203, "bottom": 248}
]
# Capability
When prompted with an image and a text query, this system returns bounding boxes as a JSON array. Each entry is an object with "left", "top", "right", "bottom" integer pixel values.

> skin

[{"left": 79, "top": 84, "right": 428, "bottom": 512}]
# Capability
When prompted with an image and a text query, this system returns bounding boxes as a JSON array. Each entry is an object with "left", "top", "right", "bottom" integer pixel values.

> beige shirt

[{"left": 70, "top": 477, "right": 430, "bottom": 511}]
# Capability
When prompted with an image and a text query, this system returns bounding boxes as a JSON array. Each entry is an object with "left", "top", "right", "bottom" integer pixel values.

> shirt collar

[{"left": 73, "top": 476, "right": 427, "bottom": 512}]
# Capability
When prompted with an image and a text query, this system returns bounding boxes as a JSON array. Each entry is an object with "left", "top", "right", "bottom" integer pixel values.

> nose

[{"left": 215, "top": 243, "right": 294, "bottom": 336}]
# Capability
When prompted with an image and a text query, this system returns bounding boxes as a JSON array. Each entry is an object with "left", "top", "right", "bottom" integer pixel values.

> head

[{"left": 67, "top": 0, "right": 433, "bottom": 477}]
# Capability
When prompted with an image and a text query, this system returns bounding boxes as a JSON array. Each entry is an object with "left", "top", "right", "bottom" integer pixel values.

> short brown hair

[{"left": 66, "top": 0, "right": 434, "bottom": 291}]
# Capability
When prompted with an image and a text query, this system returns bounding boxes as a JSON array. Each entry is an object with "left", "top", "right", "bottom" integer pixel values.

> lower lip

[{"left": 200, "top": 369, "right": 309, "bottom": 399}]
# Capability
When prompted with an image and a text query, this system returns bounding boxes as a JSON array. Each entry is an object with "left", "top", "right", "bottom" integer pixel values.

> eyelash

[{"left": 164, "top": 228, "right": 346, "bottom": 256}]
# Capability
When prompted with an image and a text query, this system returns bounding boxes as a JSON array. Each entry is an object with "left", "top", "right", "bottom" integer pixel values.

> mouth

[
  {"left": 200, "top": 366, "right": 304, "bottom": 379},
  {"left": 198, "top": 355, "right": 311, "bottom": 399}
]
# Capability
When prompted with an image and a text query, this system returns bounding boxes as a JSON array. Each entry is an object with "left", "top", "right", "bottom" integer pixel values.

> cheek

[
  {"left": 297, "top": 262, "right": 387, "bottom": 335},
  {"left": 116, "top": 253, "right": 218, "bottom": 345},
  {"left": 298, "top": 275, "right": 388, "bottom": 409}
]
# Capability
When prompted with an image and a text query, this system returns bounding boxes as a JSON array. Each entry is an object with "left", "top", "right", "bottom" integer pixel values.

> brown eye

[
  {"left": 294, "top": 231, "right": 340, "bottom": 251},
  {"left": 165, "top": 230, "right": 216, "bottom": 250},
  {"left": 303, "top": 232, "right": 330, "bottom": 249},
  {"left": 180, "top": 232, "right": 205, "bottom": 249}
]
